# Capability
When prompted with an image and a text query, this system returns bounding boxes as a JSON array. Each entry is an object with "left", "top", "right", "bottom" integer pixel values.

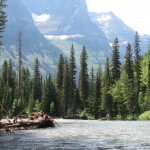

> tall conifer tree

[
  {"left": 124, "top": 43, "right": 134, "bottom": 80},
  {"left": 22, "top": 67, "right": 30, "bottom": 105},
  {"left": 79, "top": 46, "right": 88, "bottom": 110},
  {"left": 134, "top": 31, "right": 141, "bottom": 113},
  {"left": 147, "top": 63, "right": 150, "bottom": 110},
  {"left": 33, "top": 58, "right": 42, "bottom": 101},
  {"left": 62, "top": 59, "right": 69, "bottom": 116},
  {"left": 2, "top": 60, "right": 8, "bottom": 84},
  {"left": 56, "top": 54, "right": 64, "bottom": 114},
  {"left": 89, "top": 66, "right": 95, "bottom": 95},
  {"left": 94, "top": 65, "right": 102, "bottom": 119},
  {"left": 42, "top": 76, "right": 52, "bottom": 114},
  {"left": 56, "top": 54, "right": 64, "bottom": 92},
  {"left": 124, "top": 43, "right": 135, "bottom": 114},
  {"left": 69, "top": 44, "right": 76, "bottom": 116},
  {"left": 101, "top": 58, "right": 112, "bottom": 117},
  {"left": 111, "top": 37, "right": 121, "bottom": 83}
]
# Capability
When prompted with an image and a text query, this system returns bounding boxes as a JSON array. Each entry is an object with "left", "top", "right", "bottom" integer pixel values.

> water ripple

[{"left": 0, "top": 120, "right": 150, "bottom": 149}]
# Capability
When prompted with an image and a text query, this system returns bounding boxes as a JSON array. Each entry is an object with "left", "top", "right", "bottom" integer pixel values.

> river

[{"left": 0, "top": 119, "right": 150, "bottom": 149}]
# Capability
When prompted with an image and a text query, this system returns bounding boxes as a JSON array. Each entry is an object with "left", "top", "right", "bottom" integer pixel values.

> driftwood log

[{"left": 0, "top": 112, "right": 55, "bottom": 132}]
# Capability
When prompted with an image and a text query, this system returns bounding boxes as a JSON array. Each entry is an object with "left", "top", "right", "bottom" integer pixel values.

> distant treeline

[{"left": 0, "top": 31, "right": 150, "bottom": 120}]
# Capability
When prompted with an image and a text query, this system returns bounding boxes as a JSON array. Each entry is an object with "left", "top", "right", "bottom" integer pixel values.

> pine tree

[
  {"left": 119, "top": 69, "right": 133, "bottom": 117},
  {"left": 69, "top": 44, "right": 77, "bottom": 116},
  {"left": 124, "top": 43, "right": 135, "bottom": 114},
  {"left": 12, "top": 99, "right": 19, "bottom": 116},
  {"left": 101, "top": 58, "right": 112, "bottom": 118},
  {"left": 147, "top": 62, "right": 150, "bottom": 110},
  {"left": 33, "top": 58, "right": 42, "bottom": 101},
  {"left": 42, "top": 75, "right": 58, "bottom": 115},
  {"left": 28, "top": 89, "right": 35, "bottom": 113},
  {"left": 18, "top": 32, "right": 23, "bottom": 99},
  {"left": 2, "top": 60, "right": 8, "bottom": 84},
  {"left": 124, "top": 43, "right": 134, "bottom": 80},
  {"left": 134, "top": 31, "right": 141, "bottom": 113},
  {"left": 111, "top": 37, "right": 121, "bottom": 83},
  {"left": 89, "top": 66, "right": 95, "bottom": 95},
  {"left": 22, "top": 67, "right": 30, "bottom": 106},
  {"left": 56, "top": 54, "right": 64, "bottom": 91},
  {"left": 56, "top": 54, "right": 64, "bottom": 115},
  {"left": 61, "top": 59, "right": 69, "bottom": 116},
  {"left": 7, "top": 59, "right": 14, "bottom": 87},
  {"left": 79, "top": 46, "right": 88, "bottom": 110},
  {"left": 0, "top": 0, "right": 7, "bottom": 46},
  {"left": 7, "top": 59, "right": 15, "bottom": 107},
  {"left": 94, "top": 65, "right": 102, "bottom": 119},
  {"left": 42, "top": 76, "right": 51, "bottom": 114}
]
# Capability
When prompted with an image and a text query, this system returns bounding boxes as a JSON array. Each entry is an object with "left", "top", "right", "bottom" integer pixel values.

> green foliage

[
  {"left": 33, "top": 58, "right": 42, "bottom": 101},
  {"left": 133, "top": 31, "right": 141, "bottom": 114},
  {"left": 68, "top": 44, "right": 77, "bottom": 116},
  {"left": 101, "top": 58, "right": 112, "bottom": 117},
  {"left": 139, "top": 111, "right": 150, "bottom": 120},
  {"left": 27, "top": 90, "right": 35, "bottom": 113},
  {"left": 61, "top": 59, "right": 69, "bottom": 116},
  {"left": 126, "top": 114, "right": 138, "bottom": 120},
  {"left": 35, "top": 100, "right": 41, "bottom": 112},
  {"left": 124, "top": 43, "right": 134, "bottom": 80},
  {"left": 111, "top": 37, "right": 121, "bottom": 83},
  {"left": 1, "top": 33, "right": 150, "bottom": 120},
  {"left": 87, "top": 95, "right": 95, "bottom": 116},
  {"left": 12, "top": 99, "right": 19, "bottom": 116},
  {"left": 56, "top": 54, "right": 64, "bottom": 91},
  {"left": 79, "top": 46, "right": 88, "bottom": 109},
  {"left": 50, "top": 102, "right": 55, "bottom": 116},
  {"left": 94, "top": 65, "right": 102, "bottom": 119},
  {"left": 110, "top": 69, "right": 134, "bottom": 118},
  {"left": 80, "top": 108, "right": 94, "bottom": 120}
]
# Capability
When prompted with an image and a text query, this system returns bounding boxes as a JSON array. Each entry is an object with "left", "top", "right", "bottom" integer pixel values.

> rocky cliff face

[{"left": 21, "top": 0, "right": 110, "bottom": 52}]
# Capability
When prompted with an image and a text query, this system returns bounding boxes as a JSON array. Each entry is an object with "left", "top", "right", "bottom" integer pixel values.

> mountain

[
  {"left": 21, "top": 0, "right": 110, "bottom": 52},
  {"left": 1, "top": 0, "right": 150, "bottom": 75},
  {"left": 0, "top": 0, "right": 112, "bottom": 74},
  {"left": 1, "top": 0, "right": 64, "bottom": 75},
  {"left": 89, "top": 11, "right": 150, "bottom": 57},
  {"left": 20, "top": 0, "right": 111, "bottom": 68}
]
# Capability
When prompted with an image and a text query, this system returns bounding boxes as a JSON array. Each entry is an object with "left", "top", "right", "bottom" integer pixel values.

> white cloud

[
  {"left": 86, "top": 0, "right": 150, "bottom": 35},
  {"left": 32, "top": 13, "right": 50, "bottom": 23},
  {"left": 44, "top": 34, "right": 84, "bottom": 40}
]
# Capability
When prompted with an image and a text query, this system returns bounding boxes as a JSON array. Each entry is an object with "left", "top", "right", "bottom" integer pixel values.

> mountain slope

[
  {"left": 21, "top": 0, "right": 110, "bottom": 52},
  {"left": 1, "top": 0, "right": 149, "bottom": 75},
  {"left": 89, "top": 11, "right": 149, "bottom": 56},
  {"left": 1, "top": 0, "right": 64, "bottom": 75}
]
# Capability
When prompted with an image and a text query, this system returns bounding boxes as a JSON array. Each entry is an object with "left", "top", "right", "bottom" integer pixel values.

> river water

[{"left": 0, "top": 119, "right": 150, "bottom": 150}]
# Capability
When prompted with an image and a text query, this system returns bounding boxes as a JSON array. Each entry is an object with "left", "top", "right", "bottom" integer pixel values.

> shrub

[{"left": 139, "top": 111, "right": 150, "bottom": 120}]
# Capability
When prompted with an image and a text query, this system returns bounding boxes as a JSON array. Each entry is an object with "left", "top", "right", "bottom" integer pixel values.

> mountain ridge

[{"left": 0, "top": 0, "right": 149, "bottom": 75}]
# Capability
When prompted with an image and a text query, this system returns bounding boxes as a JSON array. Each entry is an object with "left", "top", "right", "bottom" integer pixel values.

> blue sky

[{"left": 86, "top": 0, "right": 150, "bottom": 35}]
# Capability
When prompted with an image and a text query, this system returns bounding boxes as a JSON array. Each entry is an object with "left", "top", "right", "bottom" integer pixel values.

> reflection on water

[{"left": 0, "top": 120, "right": 150, "bottom": 149}]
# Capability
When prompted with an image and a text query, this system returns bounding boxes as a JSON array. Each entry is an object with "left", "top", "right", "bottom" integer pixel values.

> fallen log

[
  {"left": 0, "top": 112, "right": 55, "bottom": 132},
  {"left": 5, "top": 119, "right": 54, "bottom": 129}
]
